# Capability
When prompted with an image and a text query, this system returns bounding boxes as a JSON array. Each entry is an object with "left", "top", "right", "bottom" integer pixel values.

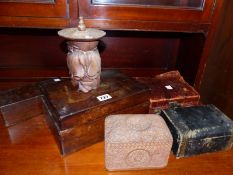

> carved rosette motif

[{"left": 126, "top": 149, "right": 151, "bottom": 167}]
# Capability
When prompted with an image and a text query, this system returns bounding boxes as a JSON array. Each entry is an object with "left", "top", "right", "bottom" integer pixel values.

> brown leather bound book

[
  {"left": 40, "top": 70, "right": 151, "bottom": 155},
  {"left": 136, "top": 71, "right": 200, "bottom": 113}
]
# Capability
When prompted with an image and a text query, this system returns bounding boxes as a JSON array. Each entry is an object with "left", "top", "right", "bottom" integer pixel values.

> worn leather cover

[
  {"left": 0, "top": 85, "right": 43, "bottom": 127},
  {"left": 161, "top": 105, "right": 233, "bottom": 158},
  {"left": 105, "top": 114, "right": 173, "bottom": 171},
  {"left": 136, "top": 71, "right": 200, "bottom": 113},
  {"left": 41, "top": 70, "right": 151, "bottom": 155}
]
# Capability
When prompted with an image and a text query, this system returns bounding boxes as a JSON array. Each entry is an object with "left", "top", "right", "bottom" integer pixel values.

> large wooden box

[
  {"left": 0, "top": 85, "right": 43, "bottom": 127},
  {"left": 136, "top": 71, "right": 200, "bottom": 113},
  {"left": 161, "top": 105, "right": 233, "bottom": 158},
  {"left": 40, "top": 71, "right": 151, "bottom": 155}
]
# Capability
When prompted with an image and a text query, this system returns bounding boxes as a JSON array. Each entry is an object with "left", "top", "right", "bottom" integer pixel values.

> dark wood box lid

[
  {"left": 162, "top": 105, "right": 233, "bottom": 140},
  {"left": 136, "top": 71, "right": 200, "bottom": 108},
  {"left": 0, "top": 78, "right": 60, "bottom": 107},
  {"left": 40, "top": 70, "right": 150, "bottom": 130},
  {"left": 0, "top": 85, "right": 42, "bottom": 107}
]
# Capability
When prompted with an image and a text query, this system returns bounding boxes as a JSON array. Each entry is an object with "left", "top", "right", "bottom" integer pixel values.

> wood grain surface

[
  {"left": 200, "top": 0, "right": 233, "bottom": 120},
  {"left": 0, "top": 114, "right": 232, "bottom": 175}
]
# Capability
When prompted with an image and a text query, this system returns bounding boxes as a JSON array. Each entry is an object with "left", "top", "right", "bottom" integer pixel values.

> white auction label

[
  {"left": 53, "top": 78, "right": 61, "bottom": 82},
  {"left": 165, "top": 85, "right": 173, "bottom": 90},
  {"left": 97, "top": 94, "right": 112, "bottom": 102}
]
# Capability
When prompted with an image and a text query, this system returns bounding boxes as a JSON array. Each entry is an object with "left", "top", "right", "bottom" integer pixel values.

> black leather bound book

[{"left": 161, "top": 105, "right": 233, "bottom": 158}]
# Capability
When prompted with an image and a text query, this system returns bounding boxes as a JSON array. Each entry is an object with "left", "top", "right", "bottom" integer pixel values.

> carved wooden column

[{"left": 58, "top": 17, "right": 106, "bottom": 92}]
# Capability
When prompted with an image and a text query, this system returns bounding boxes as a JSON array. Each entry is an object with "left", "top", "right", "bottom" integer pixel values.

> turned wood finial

[{"left": 78, "top": 17, "right": 86, "bottom": 31}]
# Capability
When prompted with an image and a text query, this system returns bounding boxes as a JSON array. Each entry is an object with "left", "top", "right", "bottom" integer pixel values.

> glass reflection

[{"left": 92, "top": 0, "right": 204, "bottom": 8}]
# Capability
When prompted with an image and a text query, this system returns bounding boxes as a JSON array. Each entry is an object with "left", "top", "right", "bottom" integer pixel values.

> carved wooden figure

[{"left": 58, "top": 17, "right": 106, "bottom": 92}]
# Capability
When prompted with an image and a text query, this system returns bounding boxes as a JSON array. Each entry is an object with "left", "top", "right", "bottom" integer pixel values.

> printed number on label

[
  {"left": 165, "top": 85, "right": 173, "bottom": 90},
  {"left": 97, "top": 94, "right": 112, "bottom": 102}
]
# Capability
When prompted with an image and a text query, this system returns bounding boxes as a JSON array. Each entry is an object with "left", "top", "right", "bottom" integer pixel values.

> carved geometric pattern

[{"left": 105, "top": 114, "right": 173, "bottom": 171}]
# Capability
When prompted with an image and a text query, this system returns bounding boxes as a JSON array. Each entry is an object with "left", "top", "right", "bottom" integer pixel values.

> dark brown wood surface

[
  {"left": 41, "top": 71, "right": 150, "bottom": 129},
  {"left": 0, "top": 81, "right": 232, "bottom": 174},
  {"left": 0, "top": 84, "right": 43, "bottom": 127},
  {"left": 200, "top": 0, "right": 233, "bottom": 120},
  {"left": 0, "top": 0, "right": 70, "bottom": 28},
  {"left": 0, "top": 0, "right": 226, "bottom": 115},
  {"left": 79, "top": 0, "right": 213, "bottom": 23},
  {"left": 0, "top": 0, "right": 219, "bottom": 31},
  {"left": 0, "top": 28, "right": 203, "bottom": 85},
  {"left": 0, "top": 0, "right": 225, "bottom": 91},
  {"left": 39, "top": 71, "right": 150, "bottom": 155},
  {"left": 79, "top": 0, "right": 216, "bottom": 33},
  {"left": 43, "top": 98, "right": 149, "bottom": 155},
  {"left": 0, "top": 0, "right": 67, "bottom": 17}
]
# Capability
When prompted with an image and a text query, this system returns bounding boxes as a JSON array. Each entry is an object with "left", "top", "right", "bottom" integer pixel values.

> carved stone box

[
  {"left": 40, "top": 70, "right": 151, "bottom": 155},
  {"left": 136, "top": 71, "right": 200, "bottom": 113},
  {"left": 105, "top": 114, "right": 173, "bottom": 171},
  {"left": 161, "top": 105, "right": 233, "bottom": 158}
]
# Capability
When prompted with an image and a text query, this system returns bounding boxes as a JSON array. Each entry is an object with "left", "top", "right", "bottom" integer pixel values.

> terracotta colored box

[
  {"left": 136, "top": 71, "right": 200, "bottom": 113},
  {"left": 105, "top": 114, "right": 173, "bottom": 171},
  {"left": 0, "top": 84, "right": 43, "bottom": 127},
  {"left": 40, "top": 70, "right": 151, "bottom": 155},
  {"left": 161, "top": 105, "right": 233, "bottom": 158}
]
